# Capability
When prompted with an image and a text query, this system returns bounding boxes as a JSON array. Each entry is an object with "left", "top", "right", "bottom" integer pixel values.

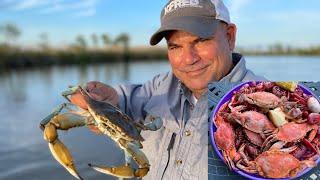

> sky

[{"left": 0, "top": 0, "right": 319, "bottom": 48}]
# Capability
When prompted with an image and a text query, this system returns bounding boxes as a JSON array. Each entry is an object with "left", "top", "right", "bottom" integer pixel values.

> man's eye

[
  {"left": 168, "top": 46, "right": 179, "bottom": 50},
  {"left": 198, "top": 38, "right": 210, "bottom": 42}
]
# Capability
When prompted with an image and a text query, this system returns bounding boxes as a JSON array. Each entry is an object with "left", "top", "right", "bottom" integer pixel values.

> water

[
  {"left": 0, "top": 56, "right": 319, "bottom": 180},
  {"left": 246, "top": 56, "right": 320, "bottom": 81}
]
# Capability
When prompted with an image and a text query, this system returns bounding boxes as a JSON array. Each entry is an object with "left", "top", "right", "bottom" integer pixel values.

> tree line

[{"left": 0, "top": 22, "right": 130, "bottom": 51}]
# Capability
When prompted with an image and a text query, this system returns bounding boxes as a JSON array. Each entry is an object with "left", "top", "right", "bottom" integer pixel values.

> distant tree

[
  {"left": 101, "top": 34, "right": 111, "bottom": 48},
  {"left": 114, "top": 33, "right": 130, "bottom": 51},
  {"left": 39, "top": 32, "right": 49, "bottom": 51},
  {"left": 273, "top": 43, "right": 284, "bottom": 54},
  {"left": 91, "top": 33, "right": 98, "bottom": 48},
  {"left": 0, "top": 23, "right": 21, "bottom": 45},
  {"left": 75, "top": 35, "right": 87, "bottom": 50},
  {"left": 114, "top": 33, "right": 130, "bottom": 60}
]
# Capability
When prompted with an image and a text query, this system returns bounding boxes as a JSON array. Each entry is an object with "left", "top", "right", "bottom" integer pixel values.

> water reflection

[{"left": 0, "top": 60, "right": 169, "bottom": 180}]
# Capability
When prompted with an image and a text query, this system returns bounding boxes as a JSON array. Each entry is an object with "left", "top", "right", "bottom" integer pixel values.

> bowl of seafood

[{"left": 210, "top": 81, "right": 320, "bottom": 179}]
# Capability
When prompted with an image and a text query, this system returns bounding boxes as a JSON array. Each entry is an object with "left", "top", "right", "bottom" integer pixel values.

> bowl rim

[{"left": 209, "top": 81, "right": 320, "bottom": 180}]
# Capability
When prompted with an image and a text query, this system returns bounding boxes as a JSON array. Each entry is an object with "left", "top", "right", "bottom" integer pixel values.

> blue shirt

[{"left": 114, "top": 53, "right": 266, "bottom": 180}]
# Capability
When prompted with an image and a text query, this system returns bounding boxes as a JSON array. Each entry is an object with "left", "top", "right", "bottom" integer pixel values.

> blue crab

[{"left": 39, "top": 86, "right": 162, "bottom": 179}]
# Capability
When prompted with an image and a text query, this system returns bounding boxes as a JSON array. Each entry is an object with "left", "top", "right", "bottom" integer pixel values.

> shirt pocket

[
  {"left": 140, "top": 110, "right": 179, "bottom": 179},
  {"left": 190, "top": 120, "right": 208, "bottom": 145},
  {"left": 186, "top": 120, "right": 208, "bottom": 179}
]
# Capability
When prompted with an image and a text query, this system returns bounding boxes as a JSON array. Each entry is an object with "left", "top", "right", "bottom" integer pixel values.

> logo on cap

[{"left": 164, "top": 0, "right": 202, "bottom": 15}]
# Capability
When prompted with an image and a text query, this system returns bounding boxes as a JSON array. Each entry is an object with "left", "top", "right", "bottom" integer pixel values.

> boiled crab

[
  {"left": 213, "top": 102, "right": 241, "bottom": 170},
  {"left": 236, "top": 150, "right": 316, "bottom": 178},
  {"left": 240, "top": 91, "right": 281, "bottom": 109},
  {"left": 214, "top": 113, "right": 241, "bottom": 170},
  {"left": 39, "top": 86, "right": 162, "bottom": 179},
  {"left": 228, "top": 105, "right": 276, "bottom": 138},
  {"left": 262, "top": 122, "right": 318, "bottom": 152}
]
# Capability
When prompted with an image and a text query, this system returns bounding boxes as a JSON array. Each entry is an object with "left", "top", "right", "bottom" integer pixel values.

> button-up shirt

[{"left": 114, "top": 53, "right": 265, "bottom": 180}]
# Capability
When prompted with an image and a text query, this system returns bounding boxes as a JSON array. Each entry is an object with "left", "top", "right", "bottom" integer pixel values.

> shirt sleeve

[{"left": 113, "top": 72, "right": 168, "bottom": 122}]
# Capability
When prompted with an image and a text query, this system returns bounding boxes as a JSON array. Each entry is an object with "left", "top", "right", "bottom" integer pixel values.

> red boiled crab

[
  {"left": 262, "top": 122, "right": 319, "bottom": 152},
  {"left": 228, "top": 106, "right": 276, "bottom": 138},
  {"left": 213, "top": 103, "right": 241, "bottom": 170},
  {"left": 236, "top": 150, "right": 316, "bottom": 178},
  {"left": 240, "top": 91, "right": 281, "bottom": 109}
]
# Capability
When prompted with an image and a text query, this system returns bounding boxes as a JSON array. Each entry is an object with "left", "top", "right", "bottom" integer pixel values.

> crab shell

[
  {"left": 214, "top": 112, "right": 241, "bottom": 169},
  {"left": 242, "top": 91, "right": 281, "bottom": 109},
  {"left": 231, "top": 110, "right": 276, "bottom": 134},
  {"left": 262, "top": 122, "right": 318, "bottom": 150},
  {"left": 79, "top": 87, "right": 144, "bottom": 142},
  {"left": 254, "top": 150, "right": 315, "bottom": 178}
]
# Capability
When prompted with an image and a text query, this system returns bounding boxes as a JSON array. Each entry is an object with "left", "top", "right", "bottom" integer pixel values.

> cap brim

[{"left": 150, "top": 16, "right": 220, "bottom": 46}]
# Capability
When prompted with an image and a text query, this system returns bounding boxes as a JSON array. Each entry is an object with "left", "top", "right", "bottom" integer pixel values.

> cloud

[
  {"left": 266, "top": 10, "right": 320, "bottom": 23},
  {"left": 12, "top": 0, "right": 45, "bottom": 10},
  {"left": 0, "top": 0, "right": 99, "bottom": 17},
  {"left": 229, "top": 0, "right": 251, "bottom": 15},
  {"left": 72, "top": 8, "right": 96, "bottom": 17},
  {"left": 0, "top": 0, "right": 51, "bottom": 10},
  {"left": 40, "top": 0, "right": 96, "bottom": 13}
]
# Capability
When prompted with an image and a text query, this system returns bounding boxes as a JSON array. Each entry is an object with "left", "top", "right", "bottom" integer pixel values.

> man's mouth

[{"left": 186, "top": 65, "right": 209, "bottom": 77}]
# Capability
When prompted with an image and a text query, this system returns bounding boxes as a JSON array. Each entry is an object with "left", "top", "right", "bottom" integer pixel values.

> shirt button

[
  {"left": 175, "top": 159, "right": 183, "bottom": 165},
  {"left": 184, "top": 130, "right": 191, "bottom": 136}
]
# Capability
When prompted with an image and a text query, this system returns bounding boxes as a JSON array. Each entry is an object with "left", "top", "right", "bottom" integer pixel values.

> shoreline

[{"left": 0, "top": 48, "right": 319, "bottom": 70}]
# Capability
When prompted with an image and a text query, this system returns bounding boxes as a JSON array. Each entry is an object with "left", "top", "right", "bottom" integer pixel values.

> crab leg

[
  {"left": 61, "top": 84, "right": 87, "bottom": 102},
  {"left": 39, "top": 103, "right": 66, "bottom": 130},
  {"left": 41, "top": 105, "right": 88, "bottom": 180},
  {"left": 88, "top": 151, "right": 135, "bottom": 179},
  {"left": 49, "top": 139, "right": 83, "bottom": 180},
  {"left": 89, "top": 139, "right": 150, "bottom": 178},
  {"left": 302, "top": 139, "right": 320, "bottom": 155},
  {"left": 269, "top": 142, "right": 297, "bottom": 153},
  {"left": 88, "top": 163, "right": 135, "bottom": 179},
  {"left": 236, "top": 160, "right": 258, "bottom": 174}
]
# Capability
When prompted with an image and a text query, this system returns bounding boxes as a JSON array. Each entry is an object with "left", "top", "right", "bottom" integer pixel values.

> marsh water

[{"left": 1, "top": 56, "right": 320, "bottom": 180}]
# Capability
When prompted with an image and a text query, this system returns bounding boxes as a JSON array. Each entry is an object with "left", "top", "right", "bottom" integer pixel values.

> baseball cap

[{"left": 150, "top": 0, "right": 230, "bottom": 45}]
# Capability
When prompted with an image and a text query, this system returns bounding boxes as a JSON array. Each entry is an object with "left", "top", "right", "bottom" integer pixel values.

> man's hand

[{"left": 70, "top": 81, "right": 119, "bottom": 134}]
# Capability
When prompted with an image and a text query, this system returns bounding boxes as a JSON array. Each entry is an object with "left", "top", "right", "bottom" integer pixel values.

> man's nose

[{"left": 183, "top": 46, "right": 199, "bottom": 65}]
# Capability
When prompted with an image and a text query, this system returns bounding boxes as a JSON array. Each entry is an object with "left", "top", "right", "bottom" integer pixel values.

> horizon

[{"left": 0, "top": 0, "right": 319, "bottom": 49}]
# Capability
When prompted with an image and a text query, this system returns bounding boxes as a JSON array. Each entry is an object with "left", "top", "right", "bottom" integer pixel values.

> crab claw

[
  {"left": 136, "top": 116, "right": 163, "bottom": 131},
  {"left": 89, "top": 139, "right": 151, "bottom": 178},
  {"left": 144, "top": 116, "right": 163, "bottom": 131},
  {"left": 88, "top": 164, "right": 135, "bottom": 178},
  {"left": 49, "top": 139, "right": 83, "bottom": 180}
]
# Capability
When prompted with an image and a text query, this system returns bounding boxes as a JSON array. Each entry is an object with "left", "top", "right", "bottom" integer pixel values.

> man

[{"left": 71, "top": 0, "right": 265, "bottom": 179}]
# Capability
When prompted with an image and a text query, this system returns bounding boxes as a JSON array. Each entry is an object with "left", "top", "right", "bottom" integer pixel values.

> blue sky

[{"left": 0, "top": 0, "right": 319, "bottom": 48}]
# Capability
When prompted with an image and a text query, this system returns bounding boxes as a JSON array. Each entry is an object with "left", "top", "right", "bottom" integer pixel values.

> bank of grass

[
  {"left": 0, "top": 45, "right": 168, "bottom": 69},
  {"left": 1, "top": 44, "right": 320, "bottom": 70},
  {"left": 237, "top": 45, "right": 320, "bottom": 56}
]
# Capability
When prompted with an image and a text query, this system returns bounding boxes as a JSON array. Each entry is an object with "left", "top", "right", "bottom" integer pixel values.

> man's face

[{"left": 166, "top": 23, "right": 236, "bottom": 98}]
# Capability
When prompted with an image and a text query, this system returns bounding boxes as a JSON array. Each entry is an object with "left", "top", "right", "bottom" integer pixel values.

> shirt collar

[
  {"left": 178, "top": 79, "right": 194, "bottom": 104},
  {"left": 219, "top": 53, "right": 248, "bottom": 82}
]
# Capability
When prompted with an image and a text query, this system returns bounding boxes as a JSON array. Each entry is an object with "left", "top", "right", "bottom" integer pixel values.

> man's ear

[{"left": 226, "top": 23, "right": 237, "bottom": 51}]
